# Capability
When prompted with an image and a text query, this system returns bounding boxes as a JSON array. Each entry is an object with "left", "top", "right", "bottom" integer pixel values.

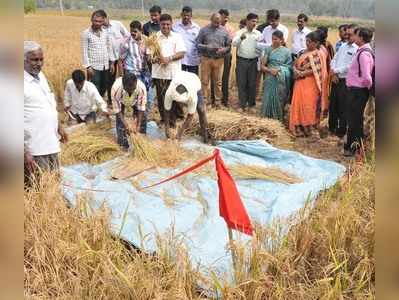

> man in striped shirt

[
  {"left": 111, "top": 73, "right": 147, "bottom": 150},
  {"left": 81, "top": 10, "right": 116, "bottom": 105},
  {"left": 119, "top": 20, "right": 152, "bottom": 134}
]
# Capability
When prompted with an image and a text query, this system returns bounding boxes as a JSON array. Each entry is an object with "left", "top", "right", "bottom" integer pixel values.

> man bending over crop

[
  {"left": 164, "top": 71, "right": 209, "bottom": 143},
  {"left": 111, "top": 73, "right": 147, "bottom": 150}
]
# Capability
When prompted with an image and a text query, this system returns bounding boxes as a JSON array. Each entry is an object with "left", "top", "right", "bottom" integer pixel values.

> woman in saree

[
  {"left": 260, "top": 30, "right": 293, "bottom": 121},
  {"left": 289, "top": 31, "right": 326, "bottom": 137}
]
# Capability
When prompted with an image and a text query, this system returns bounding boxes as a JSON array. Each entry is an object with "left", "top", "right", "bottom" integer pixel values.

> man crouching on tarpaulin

[{"left": 164, "top": 70, "right": 209, "bottom": 143}]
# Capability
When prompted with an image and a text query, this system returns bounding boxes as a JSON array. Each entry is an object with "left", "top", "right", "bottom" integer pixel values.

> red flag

[{"left": 214, "top": 149, "right": 254, "bottom": 236}]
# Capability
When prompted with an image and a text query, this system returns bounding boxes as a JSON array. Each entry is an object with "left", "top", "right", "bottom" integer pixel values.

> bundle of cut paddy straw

[
  {"left": 229, "top": 165, "right": 302, "bottom": 184},
  {"left": 145, "top": 33, "right": 162, "bottom": 61},
  {"left": 129, "top": 134, "right": 201, "bottom": 168},
  {"left": 185, "top": 110, "right": 292, "bottom": 147},
  {"left": 130, "top": 133, "right": 158, "bottom": 163},
  {"left": 62, "top": 133, "right": 121, "bottom": 165}
]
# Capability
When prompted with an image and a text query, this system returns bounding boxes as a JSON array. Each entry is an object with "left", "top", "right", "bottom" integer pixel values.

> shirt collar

[
  {"left": 359, "top": 43, "right": 371, "bottom": 50},
  {"left": 90, "top": 26, "right": 103, "bottom": 34},
  {"left": 24, "top": 70, "right": 40, "bottom": 83}
]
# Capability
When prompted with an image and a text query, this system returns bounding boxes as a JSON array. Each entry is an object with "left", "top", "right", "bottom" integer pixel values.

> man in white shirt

[
  {"left": 164, "top": 71, "right": 209, "bottom": 143},
  {"left": 329, "top": 24, "right": 359, "bottom": 138},
  {"left": 172, "top": 6, "right": 201, "bottom": 74},
  {"left": 111, "top": 73, "right": 147, "bottom": 150},
  {"left": 291, "top": 13, "right": 312, "bottom": 60},
  {"left": 257, "top": 9, "right": 289, "bottom": 51},
  {"left": 150, "top": 13, "right": 186, "bottom": 127},
  {"left": 24, "top": 41, "right": 68, "bottom": 178},
  {"left": 64, "top": 69, "right": 109, "bottom": 125},
  {"left": 232, "top": 13, "right": 262, "bottom": 113}
]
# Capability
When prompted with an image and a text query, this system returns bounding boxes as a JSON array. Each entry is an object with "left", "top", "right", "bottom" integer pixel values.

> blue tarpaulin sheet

[{"left": 62, "top": 122, "right": 345, "bottom": 278}]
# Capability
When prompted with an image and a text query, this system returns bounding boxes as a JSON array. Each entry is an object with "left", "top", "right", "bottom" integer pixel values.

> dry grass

[
  {"left": 186, "top": 110, "right": 293, "bottom": 147},
  {"left": 25, "top": 159, "right": 374, "bottom": 299},
  {"left": 25, "top": 174, "right": 206, "bottom": 299}
]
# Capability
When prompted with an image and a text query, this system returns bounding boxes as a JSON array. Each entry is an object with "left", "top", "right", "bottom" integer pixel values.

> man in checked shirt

[{"left": 81, "top": 10, "right": 116, "bottom": 105}]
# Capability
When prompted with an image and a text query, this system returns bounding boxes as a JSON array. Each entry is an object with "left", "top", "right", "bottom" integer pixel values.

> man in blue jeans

[
  {"left": 163, "top": 71, "right": 209, "bottom": 143},
  {"left": 119, "top": 20, "right": 153, "bottom": 134}
]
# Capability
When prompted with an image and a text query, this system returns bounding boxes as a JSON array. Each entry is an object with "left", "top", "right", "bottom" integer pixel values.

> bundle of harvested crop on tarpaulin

[
  {"left": 184, "top": 110, "right": 292, "bottom": 147},
  {"left": 129, "top": 134, "right": 207, "bottom": 168},
  {"left": 229, "top": 164, "right": 302, "bottom": 184},
  {"left": 61, "top": 127, "right": 121, "bottom": 165},
  {"left": 192, "top": 162, "right": 301, "bottom": 184},
  {"left": 145, "top": 33, "right": 161, "bottom": 61}
]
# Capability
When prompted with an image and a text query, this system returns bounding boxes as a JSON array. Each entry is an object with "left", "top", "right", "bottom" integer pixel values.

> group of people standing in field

[
  {"left": 78, "top": 6, "right": 374, "bottom": 156},
  {"left": 24, "top": 6, "right": 375, "bottom": 180}
]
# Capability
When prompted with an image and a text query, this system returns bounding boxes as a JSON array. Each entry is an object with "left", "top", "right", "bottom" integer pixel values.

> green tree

[{"left": 24, "top": 0, "right": 37, "bottom": 13}]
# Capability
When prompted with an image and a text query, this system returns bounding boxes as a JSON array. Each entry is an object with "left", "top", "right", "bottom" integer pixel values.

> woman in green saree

[{"left": 260, "top": 30, "right": 293, "bottom": 121}]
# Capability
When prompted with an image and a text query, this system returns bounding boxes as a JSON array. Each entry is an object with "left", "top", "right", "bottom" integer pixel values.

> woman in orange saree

[{"left": 289, "top": 31, "right": 325, "bottom": 137}]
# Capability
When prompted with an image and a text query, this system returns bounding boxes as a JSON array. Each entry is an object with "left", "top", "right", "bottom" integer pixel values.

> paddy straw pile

[
  {"left": 129, "top": 134, "right": 205, "bottom": 168},
  {"left": 185, "top": 110, "right": 292, "bottom": 147},
  {"left": 145, "top": 33, "right": 162, "bottom": 61},
  {"left": 229, "top": 164, "right": 302, "bottom": 184},
  {"left": 193, "top": 163, "right": 301, "bottom": 184},
  {"left": 61, "top": 122, "right": 121, "bottom": 165}
]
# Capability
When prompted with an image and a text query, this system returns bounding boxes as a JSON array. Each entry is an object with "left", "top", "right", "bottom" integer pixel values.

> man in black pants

[
  {"left": 81, "top": 10, "right": 116, "bottom": 105},
  {"left": 344, "top": 27, "right": 374, "bottom": 157},
  {"left": 329, "top": 24, "right": 358, "bottom": 138},
  {"left": 232, "top": 13, "right": 262, "bottom": 113}
]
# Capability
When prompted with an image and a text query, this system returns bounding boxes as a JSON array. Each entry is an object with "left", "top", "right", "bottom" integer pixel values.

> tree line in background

[{"left": 29, "top": 0, "right": 375, "bottom": 19}]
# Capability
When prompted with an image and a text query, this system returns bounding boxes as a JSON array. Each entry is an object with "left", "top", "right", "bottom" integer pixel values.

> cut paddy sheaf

[{"left": 185, "top": 110, "right": 293, "bottom": 148}]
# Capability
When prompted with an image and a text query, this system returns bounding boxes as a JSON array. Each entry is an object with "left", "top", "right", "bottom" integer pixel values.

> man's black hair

[
  {"left": 91, "top": 9, "right": 107, "bottom": 19},
  {"left": 247, "top": 13, "right": 258, "bottom": 21},
  {"left": 122, "top": 73, "right": 137, "bottom": 88},
  {"left": 219, "top": 9, "right": 229, "bottom": 16},
  {"left": 182, "top": 6, "right": 192, "bottom": 14},
  {"left": 176, "top": 84, "right": 187, "bottom": 95},
  {"left": 347, "top": 23, "right": 358, "bottom": 29},
  {"left": 338, "top": 24, "right": 348, "bottom": 31},
  {"left": 297, "top": 13, "right": 308, "bottom": 22},
  {"left": 149, "top": 5, "right": 162, "bottom": 14},
  {"left": 160, "top": 14, "right": 173, "bottom": 22},
  {"left": 72, "top": 69, "right": 85, "bottom": 84},
  {"left": 267, "top": 9, "right": 280, "bottom": 20},
  {"left": 355, "top": 27, "right": 374, "bottom": 43},
  {"left": 130, "top": 20, "right": 142, "bottom": 30}
]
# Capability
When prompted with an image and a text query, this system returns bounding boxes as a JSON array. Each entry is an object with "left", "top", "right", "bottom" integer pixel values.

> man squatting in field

[
  {"left": 163, "top": 71, "right": 209, "bottom": 143},
  {"left": 64, "top": 69, "right": 110, "bottom": 125}
]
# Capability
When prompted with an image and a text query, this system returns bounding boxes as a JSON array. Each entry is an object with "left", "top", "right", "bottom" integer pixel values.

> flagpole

[{"left": 228, "top": 228, "right": 237, "bottom": 271}]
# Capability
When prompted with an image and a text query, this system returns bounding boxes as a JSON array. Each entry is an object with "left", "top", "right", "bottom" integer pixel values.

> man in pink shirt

[{"left": 344, "top": 27, "right": 374, "bottom": 157}]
